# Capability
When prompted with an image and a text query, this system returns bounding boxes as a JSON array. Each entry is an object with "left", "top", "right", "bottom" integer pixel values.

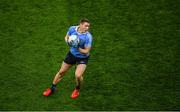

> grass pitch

[{"left": 0, "top": 0, "right": 179, "bottom": 110}]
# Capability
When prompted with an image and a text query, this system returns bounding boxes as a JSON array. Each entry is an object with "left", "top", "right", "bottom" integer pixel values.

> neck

[{"left": 77, "top": 27, "right": 85, "bottom": 33}]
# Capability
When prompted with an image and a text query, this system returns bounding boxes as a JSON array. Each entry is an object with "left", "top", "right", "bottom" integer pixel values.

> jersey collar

[{"left": 75, "top": 26, "right": 87, "bottom": 35}]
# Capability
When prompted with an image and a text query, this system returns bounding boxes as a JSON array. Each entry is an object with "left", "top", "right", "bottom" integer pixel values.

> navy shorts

[{"left": 64, "top": 51, "right": 89, "bottom": 65}]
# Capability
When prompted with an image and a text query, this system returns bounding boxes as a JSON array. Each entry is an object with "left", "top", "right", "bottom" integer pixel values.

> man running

[{"left": 43, "top": 18, "right": 93, "bottom": 99}]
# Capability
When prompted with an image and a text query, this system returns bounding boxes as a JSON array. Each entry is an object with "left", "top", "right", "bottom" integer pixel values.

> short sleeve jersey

[{"left": 67, "top": 26, "right": 93, "bottom": 58}]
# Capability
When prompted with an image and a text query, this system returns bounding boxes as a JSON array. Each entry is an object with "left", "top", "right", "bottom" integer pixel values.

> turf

[{"left": 0, "top": 0, "right": 179, "bottom": 110}]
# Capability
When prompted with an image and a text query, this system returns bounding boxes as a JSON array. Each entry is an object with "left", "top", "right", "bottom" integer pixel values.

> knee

[
  {"left": 75, "top": 73, "right": 81, "bottom": 78},
  {"left": 75, "top": 73, "right": 83, "bottom": 80},
  {"left": 59, "top": 69, "right": 66, "bottom": 75}
]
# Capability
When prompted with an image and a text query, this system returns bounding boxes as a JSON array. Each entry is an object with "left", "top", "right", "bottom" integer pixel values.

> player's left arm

[
  {"left": 78, "top": 33, "right": 92, "bottom": 54},
  {"left": 78, "top": 46, "right": 91, "bottom": 54}
]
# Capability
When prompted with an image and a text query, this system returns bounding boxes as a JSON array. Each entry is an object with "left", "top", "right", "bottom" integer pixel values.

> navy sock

[
  {"left": 50, "top": 84, "right": 56, "bottom": 92},
  {"left": 76, "top": 85, "right": 80, "bottom": 90}
]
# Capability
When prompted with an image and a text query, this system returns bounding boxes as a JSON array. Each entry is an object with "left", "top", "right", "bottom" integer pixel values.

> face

[{"left": 80, "top": 22, "right": 90, "bottom": 32}]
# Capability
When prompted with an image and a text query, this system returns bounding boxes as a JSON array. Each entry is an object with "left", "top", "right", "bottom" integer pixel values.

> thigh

[
  {"left": 59, "top": 61, "right": 72, "bottom": 73},
  {"left": 75, "top": 64, "right": 87, "bottom": 77}
]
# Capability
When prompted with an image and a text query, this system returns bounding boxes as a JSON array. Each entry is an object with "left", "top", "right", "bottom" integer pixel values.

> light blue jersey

[{"left": 67, "top": 26, "right": 93, "bottom": 58}]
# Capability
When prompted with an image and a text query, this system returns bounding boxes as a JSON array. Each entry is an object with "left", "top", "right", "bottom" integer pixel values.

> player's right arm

[
  {"left": 65, "top": 26, "right": 74, "bottom": 43},
  {"left": 65, "top": 34, "right": 69, "bottom": 43}
]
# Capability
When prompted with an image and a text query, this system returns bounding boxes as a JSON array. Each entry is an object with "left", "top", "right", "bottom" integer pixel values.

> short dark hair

[{"left": 80, "top": 18, "right": 90, "bottom": 24}]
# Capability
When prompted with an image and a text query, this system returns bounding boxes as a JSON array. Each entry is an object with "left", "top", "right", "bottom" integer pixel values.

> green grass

[{"left": 0, "top": 0, "right": 179, "bottom": 110}]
